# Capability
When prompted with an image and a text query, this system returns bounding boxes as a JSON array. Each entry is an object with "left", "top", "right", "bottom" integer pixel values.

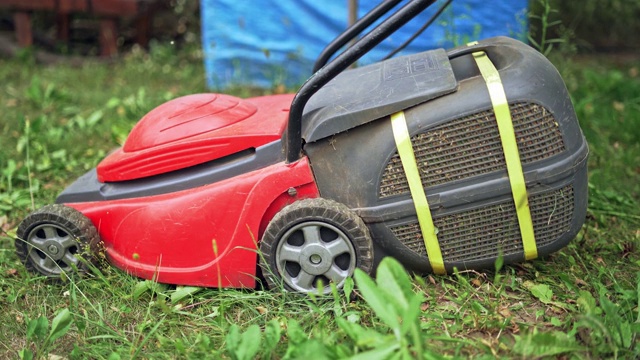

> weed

[
  {"left": 346, "top": 257, "right": 433, "bottom": 358},
  {"left": 528, "top": 0, "right": 564, "bottom": 56},
  {"left": 225, "top": 324, "right": 262, "bottom": 360},
  {"left": 438, "top": 4, "right": 482, "bottom": 48},
  {"left": 19, "top": 308, "right": 73, "bottom": 360}
]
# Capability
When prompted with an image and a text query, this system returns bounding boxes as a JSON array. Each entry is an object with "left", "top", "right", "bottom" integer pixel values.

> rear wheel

[
  {"left": 16, "top": 204, "right": 100, "bottom": 277},
  {"left": 260, "top": 198, "right": 373, "bottom": 293}
]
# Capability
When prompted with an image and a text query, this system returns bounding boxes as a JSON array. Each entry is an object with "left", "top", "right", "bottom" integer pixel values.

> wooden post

[
  {"left": 136, "top": 13, "right": 151, "bottom": 48},
  {"left": 99, "top": 19, "right": 118, "bottom": 57},
  {"left": 348, "top": 0, "right": 358, "bottom": 28},
  {"left": 13, "top": 12, "right": 33, "bottom": 47},
  {"left": 348, "top": 0, "right": 358, "bottom": 67},
  {"left": 56, "top": 13, "right": 70, "bottom": 42}
]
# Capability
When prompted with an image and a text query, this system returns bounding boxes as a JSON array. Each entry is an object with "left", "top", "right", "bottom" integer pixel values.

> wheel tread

[
  {"left": 259, "top": 198, "right": 373, "bottom": 293},
  {"left": 16, "top": 204, "right": 101, "bottom": 277}
]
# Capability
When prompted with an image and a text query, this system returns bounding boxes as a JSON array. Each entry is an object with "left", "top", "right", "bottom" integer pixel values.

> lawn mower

[{"left": 16, "top": 0, "right": 588, "bottom": 294}]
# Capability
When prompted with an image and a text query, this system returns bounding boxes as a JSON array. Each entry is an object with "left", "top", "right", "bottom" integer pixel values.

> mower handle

[
  {"left": 286, "top": 0, "right": 439, "bottom": 163},
  {"left": 312, "top": 0, "right": 404, "bottom": 73}
]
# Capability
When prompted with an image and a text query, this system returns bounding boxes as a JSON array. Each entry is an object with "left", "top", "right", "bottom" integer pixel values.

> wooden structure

[{"left": 0, "top": 0, "right": 155, "bottom": 57}]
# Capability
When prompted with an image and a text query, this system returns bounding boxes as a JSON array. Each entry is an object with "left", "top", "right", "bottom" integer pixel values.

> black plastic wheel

[
  {"left": 260, "top": 198, "right": 374, "bottom": 294},
  {"left": 16, "top": 204, "right": 100, "bottom": 277}
]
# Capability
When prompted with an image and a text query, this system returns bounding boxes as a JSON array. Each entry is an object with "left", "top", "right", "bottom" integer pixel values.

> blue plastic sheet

[{"left": 201, "top": 0, "right": 528, "bottom": 89}]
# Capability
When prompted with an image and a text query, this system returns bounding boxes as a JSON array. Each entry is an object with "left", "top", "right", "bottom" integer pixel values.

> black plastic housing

[{"left": 303, "top": 37, "right": 588, "bottom": 272}]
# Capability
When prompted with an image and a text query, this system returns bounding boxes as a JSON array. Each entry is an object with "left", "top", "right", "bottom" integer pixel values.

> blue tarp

[{"left": 201, "top": 0, "right": 528, "bottom": 89}]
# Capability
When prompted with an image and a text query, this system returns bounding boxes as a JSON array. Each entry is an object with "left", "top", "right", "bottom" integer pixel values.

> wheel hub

[
  {"left": 44, "top": 241, "right": 64, "bottom": 260},
  {"left": 300, "top": 244, "right": 332, "bottom": 274},
  {"left": 309, "top": 254, "right": 322, "bottom": 264}
]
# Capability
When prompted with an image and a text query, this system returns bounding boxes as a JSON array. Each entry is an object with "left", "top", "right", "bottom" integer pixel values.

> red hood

[{"left": 97, "top": 93, "right": 294, "bottom": 182}]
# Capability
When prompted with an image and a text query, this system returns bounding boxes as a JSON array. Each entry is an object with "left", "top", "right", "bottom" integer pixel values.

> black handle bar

[
  {"left": 312, "top": 0, "right": 404, "bottom": 73},
  {"left": 286, "top": 0, "right": 439, "bottom": 163}
]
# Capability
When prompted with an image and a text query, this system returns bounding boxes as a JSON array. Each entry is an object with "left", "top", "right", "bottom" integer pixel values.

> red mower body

[{"left": 66, "top": 94, "right": 320, "bottom": 287}]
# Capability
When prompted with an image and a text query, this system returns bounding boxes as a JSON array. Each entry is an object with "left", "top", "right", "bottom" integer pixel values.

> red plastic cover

[
  {"left": 68, "top": 157, "right": 319, "bottom": 288},
  {"left": 97, "top": 93, "right": 294, "bottom": 182}
]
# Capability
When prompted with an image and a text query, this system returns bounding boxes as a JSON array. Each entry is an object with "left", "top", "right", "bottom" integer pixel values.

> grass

[{"left": 0, "top": 41, "right": 639, "bottom": 359}]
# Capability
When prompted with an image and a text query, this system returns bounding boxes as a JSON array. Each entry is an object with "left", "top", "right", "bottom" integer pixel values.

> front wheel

[
  {"left": 16, "top": 204, "right": 100, "bottom": 277},
  {"left": 259, "top": 198, "right": 373, "bottom": 294}
]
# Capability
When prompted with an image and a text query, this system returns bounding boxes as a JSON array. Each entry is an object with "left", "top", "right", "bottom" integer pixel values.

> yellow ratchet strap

[
  {"left": 390, "top": 111, "right": 446, "bottom": 274},
  {"left": 470, "top": 45, "right": 538, "bottom": 260}
]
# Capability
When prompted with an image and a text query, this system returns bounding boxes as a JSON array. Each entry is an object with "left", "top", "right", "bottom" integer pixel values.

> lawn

[{"left": 0, "top": 43, "right": 638, "bottom": 359}]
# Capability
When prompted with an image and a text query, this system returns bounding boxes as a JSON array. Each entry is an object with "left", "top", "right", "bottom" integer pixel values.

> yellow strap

[
  {"left": 471, "top": 50, "right": 538, "bottom": 260},
  {"left": 390, "top": 112, "right": 446, "bottom": 274}
]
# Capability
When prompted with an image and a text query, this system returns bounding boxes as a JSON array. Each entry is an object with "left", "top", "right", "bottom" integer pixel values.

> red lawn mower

[{"left": 16, "top": 0, "right": 588, "bottom": 294}]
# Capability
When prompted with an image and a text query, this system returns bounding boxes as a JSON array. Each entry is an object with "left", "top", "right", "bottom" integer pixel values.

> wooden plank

[
  {"left": 3, "top": 0, "right": 155, "bottom": 56},
  {"left": 91, "top": 0, "right": 138, "bottom": 16},
  {"left": 58, "top": 0, "right": 88, "bottom": 12},
  {"left": 0, "top": 0, "right": 56, "bottom": 10}
]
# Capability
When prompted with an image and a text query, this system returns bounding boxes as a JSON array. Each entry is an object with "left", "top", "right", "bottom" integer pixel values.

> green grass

[{"left": 0, "top": 43, "right": 639, "bottom": 359}]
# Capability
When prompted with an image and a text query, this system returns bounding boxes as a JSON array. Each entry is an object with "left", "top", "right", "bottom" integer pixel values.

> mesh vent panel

[
  {"left": 390, "top": 185, "right": 574, "bottom": 263},
  {"left": 380, "top": 103, "right": 565, "bottom": 198}
]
